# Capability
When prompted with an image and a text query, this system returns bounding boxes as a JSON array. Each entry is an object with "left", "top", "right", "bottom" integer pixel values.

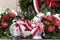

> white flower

[{"left": 46, "top": 12, "right": 51, "bottom": 16}]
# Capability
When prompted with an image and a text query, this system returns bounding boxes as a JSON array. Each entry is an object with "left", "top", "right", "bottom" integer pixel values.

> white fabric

[
  {"left": 33, "top": 36, "right": 42, "bottom": 39},
  {"left": 33, "top": 16, "right": 40, "bottom": 23},
  {"left": 31, "top": 27, "right": 37, "bottom": 34},
  {"left": 23, "top": 31, "right": 31, "bottom": 37},
  {"left": 31, "top": 24, "right": 36, "bottom": 28},
  {"left": 20, "top": 24, "right": 26, "bottom": 34},
  {"left": 31, "top": 15, "right": 44, "bottom": 39},
  {"left": 10, "top": 23, "right": 21, "bottom": 36},
  {"left": 17, "top": 20, "right": 25, "bottom": 25},
  {"left": 10, "top": 19, "right": 32, "bottom": 37},
  {"left": 10, "top": 23, "right": 26, "bottom": 36}
]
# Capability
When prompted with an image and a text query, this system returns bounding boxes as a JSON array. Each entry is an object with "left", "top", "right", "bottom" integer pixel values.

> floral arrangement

[
  {"left": 0, "top": 7, "right": 17, "bottom": 38},
  {"left": 41, "top": 12, "right": 60, "bottom": 39}
]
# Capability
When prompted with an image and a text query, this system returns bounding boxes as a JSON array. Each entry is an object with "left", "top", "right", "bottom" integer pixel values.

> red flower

[
  {"left": 8, "top": 10, "right": 16, "bottom": 18},
  {"left": 45, "top": 15, "right": 52, "bottom": 21},
  {"left": 48, "top": 26, "right": 55, "bottom": 32},
  {"left": 50, "top": 2, "right": 55, "bottom": 8},
  {"left": 43, "top": 21, "right": 50, "bottom": 25},
  {"left": 8, "top": 15, "right": 13, "bottom": 18},
  {"left": 54, "top": 19, "right": 60, "bottom": 26},
  {"left": 47, "top": 2, "right": 55, "bottom": 8},
  {"left": 2, "top": 16, "right": 7, "bottom": 20},
  {"left": 49, "top": 0, "right": 53, "bottom": 2},
  {"left": 57, "top": 4, "right": 60, "bottom": 8},
  {"left": 47, "top": 2, "right": 50, "bottom": 6},
  {"left": 1, "top": 22, "right": 8, "bottom": 28},
  {"left": 43, "top": 0, "right": 46, "bottom": 2}
]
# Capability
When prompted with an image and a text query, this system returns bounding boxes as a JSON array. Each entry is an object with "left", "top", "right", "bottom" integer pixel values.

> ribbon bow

[
  {"left": 31, "top": 22, "right": 44, "bottom": 37},
  {"left": 24, "top": 20, "right": 44, "bottom": 37}
]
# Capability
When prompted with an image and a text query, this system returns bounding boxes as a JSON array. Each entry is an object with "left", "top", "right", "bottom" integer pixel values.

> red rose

[
  {"left": 44, "top": 21, "right": 50, "bottom": 25},
  {"left": 54, "top": 19, "right": 60, "bottom": 26},
  {"left": 2, "top": 16, "right": 7, "bottom": 20},
  {"left": 50, "top": 2, "right": 55, "bottom": 8},
  {"left": 48, "top": 26, "right": 55, "bottom": 32},
  {"left": 8, "top": 10, "right": 16, "bottom": 17},
  {"left": 47, "top": 2, "right": 55, "bottom": 8},
  {"left": 45, "top": 15, "right": 52, "bottom": 21},
  {"left": 47, "top": 1, "right": 50, "bottom": 6},
  {"left": 1, "top": 22, "right": 8, "bottom": 28}
]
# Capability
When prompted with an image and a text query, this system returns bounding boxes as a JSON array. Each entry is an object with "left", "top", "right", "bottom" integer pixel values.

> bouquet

[
  {"left": 0, "top": 8, "right": 17, "bottom": 38},
  {"left": 41, "top": 12, "right": 60, "bottom": 39}
]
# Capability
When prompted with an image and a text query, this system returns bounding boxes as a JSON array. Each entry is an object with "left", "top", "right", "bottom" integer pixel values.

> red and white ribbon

[
  {"left": 16, "top": 19, "right": 44, "bottom": 37},
  {"left": 33, "top": 0, "right": 40, "bottom": 14},
  {"left": 24, "top": 20, "right": 44, "bottom": 37},
  {"left": 31, "top": 22, "right": 44, "bottom": 37},
  {"left": 15, "top": 23, "right": 23, "bottom": 35},
  {"left": 24, "top": 20, "right": 32, "bottom": 31}
]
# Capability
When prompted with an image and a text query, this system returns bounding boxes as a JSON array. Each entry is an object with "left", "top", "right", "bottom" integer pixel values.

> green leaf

[
  {"left": 19, "top": 0, "right": 29, "bottom": 11},
  {"left": 41, "top": 4, "right": 48, "bottom": 14}
]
